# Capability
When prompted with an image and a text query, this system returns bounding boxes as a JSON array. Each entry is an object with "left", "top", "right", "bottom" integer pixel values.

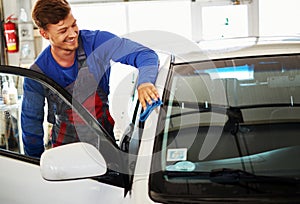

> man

[{"left": 21, "top": 0, "right": 159, "bottom": 158}]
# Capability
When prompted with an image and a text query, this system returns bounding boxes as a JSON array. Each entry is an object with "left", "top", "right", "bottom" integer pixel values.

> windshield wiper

[
  {"left": 166, "top": 100, "right": 300, "bottom": 119},
  {"left": 164, "top": 168, "right": 300, "bottom": 193},
  {"left": 211, "top": 168, "right": 300, "bottom": 193},
  {"left": 209, "top": 168, "right": 297, "bottom": 184}
]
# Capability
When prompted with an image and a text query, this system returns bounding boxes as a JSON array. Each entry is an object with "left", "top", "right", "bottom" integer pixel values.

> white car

[{"left": 1, "top": 36, "right": 300, "bottom": 204}]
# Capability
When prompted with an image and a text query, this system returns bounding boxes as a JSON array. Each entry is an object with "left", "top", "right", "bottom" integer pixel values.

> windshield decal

[{"left": 167, "top": 148, "right": 187, "bottom": 161}]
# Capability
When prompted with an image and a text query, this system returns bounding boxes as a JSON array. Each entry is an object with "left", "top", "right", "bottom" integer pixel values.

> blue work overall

[{"left": 32, "top": 38, "right": 115, "bottom": 148}]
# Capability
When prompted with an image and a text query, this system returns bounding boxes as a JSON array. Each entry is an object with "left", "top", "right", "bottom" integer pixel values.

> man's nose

[{"left": 68, "top": 28, "right": 77, "bottom": 37}]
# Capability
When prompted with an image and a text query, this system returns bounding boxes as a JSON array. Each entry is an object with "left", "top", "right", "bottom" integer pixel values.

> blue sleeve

[
  {"left": 117, "top": 43, "right": 159, "bottom": 86},
  {"left": 87, "top": 31, "right": 159, "bottom": 86},
  {"left": 21, "top": 78, "right": 45, "bottom": 158}
]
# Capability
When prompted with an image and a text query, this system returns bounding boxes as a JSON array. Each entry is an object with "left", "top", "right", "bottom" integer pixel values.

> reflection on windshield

[
  {"left": 161, "top": 54, "right": 300, "bottom": 180},
  {"left": 195, "top": 64, "right": 254, "bottom": 80}
]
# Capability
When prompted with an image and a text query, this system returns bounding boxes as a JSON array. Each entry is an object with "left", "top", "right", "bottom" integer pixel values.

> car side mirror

[{"left": 40, "top": 142, "right": 107, "bottom": 181}]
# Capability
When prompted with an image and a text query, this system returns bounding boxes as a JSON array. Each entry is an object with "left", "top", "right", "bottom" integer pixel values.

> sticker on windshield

[{"left": 167, "top": 148, "right": 187, "bottom": 161}]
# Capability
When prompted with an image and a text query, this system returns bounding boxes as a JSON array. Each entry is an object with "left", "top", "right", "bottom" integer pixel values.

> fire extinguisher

[{"left": 3, "top": 14, "right": 18, "bottom": 53}]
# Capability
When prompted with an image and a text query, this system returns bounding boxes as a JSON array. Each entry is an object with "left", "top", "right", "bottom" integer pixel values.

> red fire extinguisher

[{"left": 3, "top": 14, "right": 18, "bottom": 53}]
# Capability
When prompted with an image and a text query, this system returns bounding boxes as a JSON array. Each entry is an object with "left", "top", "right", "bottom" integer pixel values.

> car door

[{"left": 0, "top": 65, "right": 127, "bottom": 204}]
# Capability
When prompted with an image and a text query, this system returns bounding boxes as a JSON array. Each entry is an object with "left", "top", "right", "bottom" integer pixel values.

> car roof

[{"left": 173, "top": 36, "right": 300, "bottom": 63}]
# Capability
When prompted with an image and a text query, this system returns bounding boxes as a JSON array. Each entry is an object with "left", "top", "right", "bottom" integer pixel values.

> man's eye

[{"left": 60, "top": 29, "right": 67, "bottom": 34}]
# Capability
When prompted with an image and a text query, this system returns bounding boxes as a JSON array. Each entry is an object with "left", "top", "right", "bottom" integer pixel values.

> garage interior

[
  {"left": 1, "top": 0, "right": 299, "bottom": 67},
  {"left": 0, "top": 0, "right": 299, "bottom": 154},
  {"left": 0, "top": 1, "right": 300, "bottom": 204}
]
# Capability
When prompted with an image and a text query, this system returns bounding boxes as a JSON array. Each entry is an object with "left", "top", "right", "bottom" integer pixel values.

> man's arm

[
  {"left": 21, "top": 78, "right": 46, "bottom": 158},
  {"left": 84, "top": 30, "right": 160, "bottom": 109},
  {"left": 107, "top": 35, "right": 160, "bottom": 109}
]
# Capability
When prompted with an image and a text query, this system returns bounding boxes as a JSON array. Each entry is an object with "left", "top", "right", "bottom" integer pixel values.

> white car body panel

[
  {"left": 1, "top": 37, "right": 300, "bottom": 204},
  {"left": 124, "top": 55, "right": 170, "bottom": 204},
  {"left": 0, "top": 155, "right": 125, "bottom": 204}
]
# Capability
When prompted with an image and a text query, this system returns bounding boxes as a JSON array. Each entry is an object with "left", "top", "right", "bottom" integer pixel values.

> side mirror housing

[{"left": 40, "top": 142, "right": 107, "bottom": 181}]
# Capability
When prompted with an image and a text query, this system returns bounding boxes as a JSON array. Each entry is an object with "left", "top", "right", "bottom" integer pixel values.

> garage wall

[
  {"left": 2, "top": 0, "right": 300, "bottom": 66},
  {"left": 259, "top": 0, "right": 300, "bottom": 36},
  {"left": 71, "top": 1, "right": 192, "bottom": 39}
]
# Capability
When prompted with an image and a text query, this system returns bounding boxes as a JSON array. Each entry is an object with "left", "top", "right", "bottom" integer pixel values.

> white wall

[
  {"left": 259, "top": 0, "right": 300, "bottom": 36},
  {"left": 72, "top": 0, "right": 300, "bottom": 43},
  {"left": 71, "top": 1, "right": 192, "bottom": 39},
  {"left": 3, "top": 0, "right": 300, "bottom": 66}
]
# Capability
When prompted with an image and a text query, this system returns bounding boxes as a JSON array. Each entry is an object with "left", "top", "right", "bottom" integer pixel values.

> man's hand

[{"left": 137, "top": 82, "right": 159, "bottom": 110}]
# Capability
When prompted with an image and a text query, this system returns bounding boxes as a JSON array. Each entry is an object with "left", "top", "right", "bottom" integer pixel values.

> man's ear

[{"left": 39, "top": 29, "right": 49, "bottom": 39}]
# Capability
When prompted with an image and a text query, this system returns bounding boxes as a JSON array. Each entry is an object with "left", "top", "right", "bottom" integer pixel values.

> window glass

[
  {"left": 0, "top": 73, "right": 102, "bottom": 156},
  {"left": 0, "top": 74, "right": 23, "bottom": 154},
  {"left": 150, "top": 54, "right": 300, "bottom": 202},
  {"left": 165, "top": 54, "right": 300, "bottom": 171}
]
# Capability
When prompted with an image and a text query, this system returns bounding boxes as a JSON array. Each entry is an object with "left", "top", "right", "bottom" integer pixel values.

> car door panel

[
  {"left": 0, "top": 155, "right": 125, "bottom": 204},
  {"left": 0, "top": 66, "right": 127, "bottom": 204}
]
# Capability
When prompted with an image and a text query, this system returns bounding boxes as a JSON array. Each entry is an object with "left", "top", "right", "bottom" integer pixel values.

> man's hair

[{"left": 32, "top": 0, "right": 71, "bottom": 30}]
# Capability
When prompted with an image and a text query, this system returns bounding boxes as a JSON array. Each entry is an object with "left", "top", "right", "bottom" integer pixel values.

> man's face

[{"left": 41, "top": 12, "right": 79, "bottom": 52}]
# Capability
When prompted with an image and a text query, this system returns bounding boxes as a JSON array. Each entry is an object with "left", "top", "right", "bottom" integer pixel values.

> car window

[
  {"left": 0, "top": 74, "right": 22, "bottom": 153},
  {"left": 150, "top": 54, "right": 300, "bottom": 202},
  {"left": 0, "top": 67, "right": 111, "bottom": 157},
  {"left": 0, "top": 66, "right": 133, "bottom": 191}
]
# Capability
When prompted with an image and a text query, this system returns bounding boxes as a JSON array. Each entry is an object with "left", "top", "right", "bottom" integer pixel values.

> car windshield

[{"left": 150, "top": 54, "right": 300, "bottom": 202}]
